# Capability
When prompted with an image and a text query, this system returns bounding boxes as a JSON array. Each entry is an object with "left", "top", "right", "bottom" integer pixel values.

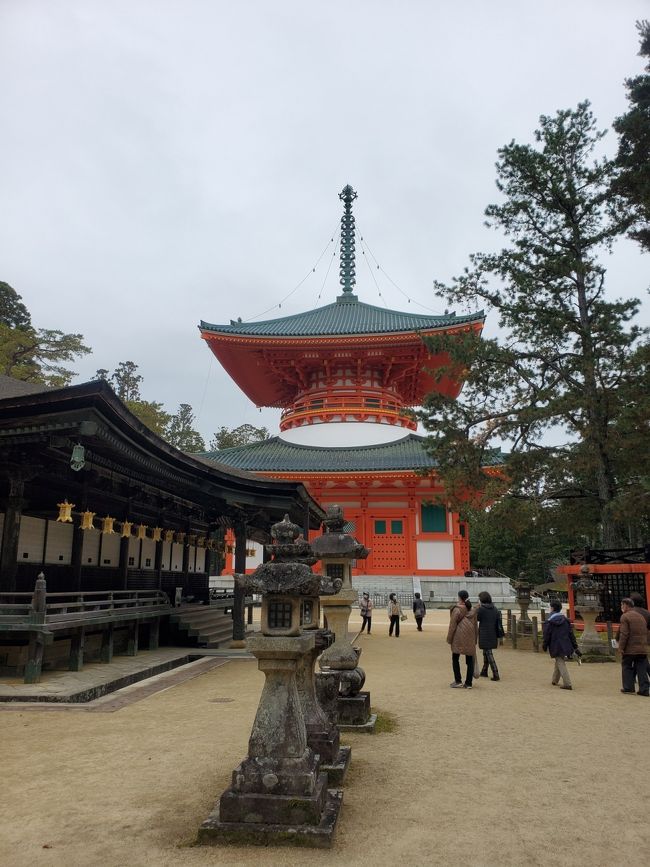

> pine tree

[
  {"left": 0, "top": 282, "right": 90, "bottom": 387},
  {"left": 208, "top": 424, "right": 269, "bottom": 450},
  {"left": 614, "top": 20, "right": 650, "bottom": 251},
  {"left": 421, "top": 103, "right": 645, "bottom": 547},
  {"left": 110, "top": 361, "right": 143, "bottom": 402},
  {"left": 166, "top": 403, "right": 206, "bottom": 452}
]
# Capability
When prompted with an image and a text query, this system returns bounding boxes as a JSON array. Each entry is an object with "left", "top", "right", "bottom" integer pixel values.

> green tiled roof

[
  {"left": 200, "top": 297, "right": 483, "bottom": 338},
  {"left": 200, "top": 434, "right": 438, "bottom": 473}
]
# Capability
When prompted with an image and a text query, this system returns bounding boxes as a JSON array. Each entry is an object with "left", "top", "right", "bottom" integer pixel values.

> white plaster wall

[
  {"left": 100, "top": 533, "right": 120, "bottom": 567},
  {"left": 416, "top": 540, "right": 455, "bottom": 570},
  {"left": 279, "top": 422, "right": 411, "bottom": 447},
  {"left": 45, "top": 520, "right": 73, "bottom": 565},
  {"left": 160, "top": 541, "right": 172, "bottom": 570},
  {"left": 17, "top": 516, "right": 45, "bottom": 563},
  {"left": 141, "top": 537, "right": 156, "bottom": 570},
  {"left": 128, "top": 536, "right": 140, "bottom": 568},
  {"left": 170, "top": 543, "right": 184, "bottom": 572},
  {"left": 246, "top": 540, "right": 263, "bottom": 568},
  {"left": 81, "top": 528, "right": 101, "bottom": 566}
]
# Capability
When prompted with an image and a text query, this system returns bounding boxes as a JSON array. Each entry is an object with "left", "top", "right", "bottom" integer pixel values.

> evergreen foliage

[
  {"left": 0, "top": 282, "right": 90, "bottom": 387},
  {"left": 209, "top": 423, "right": 269, "bottom": 450},
  {"left": 614, "top": 20, "right": 650, "bottom": 251},
  {"left": 166, "top": 403, "right": 206, "bottom": 452},
  {"left": 421, "top": 103, "right": 647, "bottom": 548}
]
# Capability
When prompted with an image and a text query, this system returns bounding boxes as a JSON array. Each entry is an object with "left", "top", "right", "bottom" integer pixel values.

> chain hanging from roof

[{"left": 338, "top": 184, "right": 357, "bottom": 296}]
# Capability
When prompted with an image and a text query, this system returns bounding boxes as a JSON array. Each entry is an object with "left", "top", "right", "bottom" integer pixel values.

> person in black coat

[
  {"left": 541, "top": 600, "right": 581, "bottom": 690},
  {"left": 476, "top": 591, "right": 503, "bottom": 681}
]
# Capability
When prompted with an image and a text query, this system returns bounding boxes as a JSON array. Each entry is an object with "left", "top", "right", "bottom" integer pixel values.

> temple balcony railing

[{"left": 280, "top": 392, "right": 417, "bottom": 430}]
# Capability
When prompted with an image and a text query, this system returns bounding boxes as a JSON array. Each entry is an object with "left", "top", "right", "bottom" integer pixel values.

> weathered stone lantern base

[
  {"left": 198, "top": 788, "right": 343, "bottom": 849},
  {"left": 337, "top": 691, "right": 377, "bottom": 733},
  {"left": 311, "top": 735, "right": 351, "bottom": 786}
]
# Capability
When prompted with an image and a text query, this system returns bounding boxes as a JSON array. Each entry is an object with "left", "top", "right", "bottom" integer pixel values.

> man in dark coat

[
  {"left": 476, "top": 590, "right": 502, "bottom": 681},
  {"left": 619, "top": 597, "right": 649, "bottom": 696},
  {"left": 541, "top": 601, "right": 580, "bottom": 690}
]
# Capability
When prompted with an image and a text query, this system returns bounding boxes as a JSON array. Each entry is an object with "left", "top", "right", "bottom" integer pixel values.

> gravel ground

[{"left": 1, "top": 609, "right": 648, "bottom": 867}]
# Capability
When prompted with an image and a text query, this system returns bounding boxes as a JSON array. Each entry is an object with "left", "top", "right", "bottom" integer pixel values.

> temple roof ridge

[{"left": 200, "top": 299, "right": 484, "bottom": 339}]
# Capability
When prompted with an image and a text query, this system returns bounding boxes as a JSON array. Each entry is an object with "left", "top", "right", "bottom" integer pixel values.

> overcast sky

[{"left": 1, "top": 1, "right": 648, "bottom": 443}]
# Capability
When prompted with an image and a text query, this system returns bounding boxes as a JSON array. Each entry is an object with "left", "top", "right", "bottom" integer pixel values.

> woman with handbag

[
  {"left": 387, "top": 593, "right": 404, "bottom": 637},
  {"left": 359, "top": 592, "right": 373, "bottom": 634},
  {"left": 476, "top": 590, "right": 503, "bottom": 681},
  {"left": 446, "top": 590, "right": 478, "bottom": 688}
]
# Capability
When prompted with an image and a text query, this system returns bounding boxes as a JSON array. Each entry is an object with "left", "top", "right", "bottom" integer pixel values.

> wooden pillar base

[
  {"left": 69, "top": 626, "right": 86, "bottom": 671},
  {"left": 127, "top": 621, "right": 139, "bottom": 656},
  {"left": 24, "top": 633, "right": 45, "bottom": 684},
  {"left": 100, "top": 624, "right": 114, "bottom": 663},
  {"left": 148, "top": 618, "right": 160, "bottom": 651}
]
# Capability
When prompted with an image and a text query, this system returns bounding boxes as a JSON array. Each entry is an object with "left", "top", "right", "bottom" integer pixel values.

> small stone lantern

[
  {"left": 512, "top": 572, "right": 533, "bottom": 635},
  {"left": 198, "top": 515, "right": 343, "bottom": 848},
  {"left": 312, "top": 505, "right": 375, "bottom": 732},
  {"left": 573, "top": 564, "right": 607, "bottom": 656}
]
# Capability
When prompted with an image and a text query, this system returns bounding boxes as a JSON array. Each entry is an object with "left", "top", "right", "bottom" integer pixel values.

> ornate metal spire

[{"left": 338, "top": 185, "right": 357, "bottom": 299}]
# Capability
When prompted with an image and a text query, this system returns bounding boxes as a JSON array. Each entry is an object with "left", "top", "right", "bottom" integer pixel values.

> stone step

[{"left": 198, "top": 627, "right": 234, "bottom": 646}]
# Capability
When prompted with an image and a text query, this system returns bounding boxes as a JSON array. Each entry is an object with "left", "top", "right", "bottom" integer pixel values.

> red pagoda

[{"left": 200, "top": 186, "right": 497, "bottom": 600}]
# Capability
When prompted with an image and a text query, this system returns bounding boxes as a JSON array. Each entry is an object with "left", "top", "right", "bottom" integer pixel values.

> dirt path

[{"left": 1, "top": 610, "right": 648, "bottom": 867}]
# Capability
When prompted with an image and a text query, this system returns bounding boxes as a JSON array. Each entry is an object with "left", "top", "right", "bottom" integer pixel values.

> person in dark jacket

[
  {"left": 413, "top": 592, "right": 426, "bottom": 631},
  {"left": 541, "top": 600, "right": 580, "bottom": 690},
  {"left": 619, "top": 597, "right": 649, "bottom": 696},
  {"left": 476, "top": 590, "right": 502, "bottom": 681}
]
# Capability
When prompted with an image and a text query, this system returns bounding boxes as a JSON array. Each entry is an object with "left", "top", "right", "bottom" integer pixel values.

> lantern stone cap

[
  {"left": 311, "top": 504, "right": 370, "bottom": 561},
  {"left": 573, "top": 565, "right": 602, "bottom": 592}
]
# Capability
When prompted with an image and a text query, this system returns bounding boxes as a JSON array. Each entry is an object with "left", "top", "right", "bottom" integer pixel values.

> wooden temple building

[
  {"left": 200, "top": 186, "right": 511, "bottom": 602},
  {"left": 0, "top": 376, "right": 324, "bottom": 679}
]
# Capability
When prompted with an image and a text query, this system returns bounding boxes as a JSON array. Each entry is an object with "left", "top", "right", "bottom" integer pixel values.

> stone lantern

[
  {"left": 573, "top": 564, "right": 607, "bottom": 656},
  {"left": 198, "top": 515, "right": 343, "bottom": 848},
  {"left": 512, "top": 572, "right": 533, "bottom": 635},
  {"left": 311, "top": 505, "right": 376, "bottom": 732}
]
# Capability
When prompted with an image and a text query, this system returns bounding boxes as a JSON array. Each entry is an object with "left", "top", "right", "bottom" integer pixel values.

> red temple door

[{"left": 367, "top": 515, "right": 409, "bottom": 573}]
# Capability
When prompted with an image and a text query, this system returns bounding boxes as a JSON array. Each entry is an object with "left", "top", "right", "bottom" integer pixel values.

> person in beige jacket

[{"left": 447, "top": 590, "right": 478, "bottom": 688}]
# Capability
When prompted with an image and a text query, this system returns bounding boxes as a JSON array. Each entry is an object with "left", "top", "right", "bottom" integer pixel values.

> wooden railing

[
  {"left": 0, "top": 583, "right": 170, "bottom": 630},
  {"left": 0, "top": 574, "right": 172, "bottom": 684}
]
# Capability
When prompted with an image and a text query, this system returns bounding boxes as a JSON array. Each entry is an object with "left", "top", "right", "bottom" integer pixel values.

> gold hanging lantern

[
  {"left": 196, "top": 536, "right": 206, "bottom": 548},
  {"left": 101, "top": 516, "right": 116, "bottom": 535},
  {"left": 175, "top": 531, "right": 186, "bottom": 545},
  {"left": 187, "top": 534, "right": 197, "bottom": 547},
  {"left": 56, "top": 500, "right": 75, "bottom": 523},
  {"left": 80, "top": 510, "right": 96, "bottom": 531},
  {"left": 136, "top": 524, "right": 147, "bottom": 540},
  {"left": 151, "top": 527, "right": 162, "bottom": 543},
  {"left": 121, "top": 520, "right": 133, "bottom": 538},
  {"left": 163, "top": 529, "right": 174, "bottom": 544}
]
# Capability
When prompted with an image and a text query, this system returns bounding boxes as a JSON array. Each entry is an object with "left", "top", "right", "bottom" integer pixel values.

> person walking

[
  {"left": 359, "top": 592, "right": 373, "bottom": 634},
  {"left": 618, "top": 597, "right": 649, "bottom": 696},
  {"left": 413, "top": 592, "right": 426, "bottom": 631},
  {"left": 387, "top": 593, "right": 403, "bottom": 637},
  {"left": 476, "top": 590, "right": 503, "bottom": 681},
  {"left": 447, "top": 590, "right": 477, "bottom": 688},
  {"left": 541, "top": 600, "right": 580, "bottom": 690}
]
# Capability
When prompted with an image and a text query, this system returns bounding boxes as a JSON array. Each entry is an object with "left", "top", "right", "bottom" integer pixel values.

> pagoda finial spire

[{"left": 338, "top": 185, "right": 358, "bottom": 300}]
